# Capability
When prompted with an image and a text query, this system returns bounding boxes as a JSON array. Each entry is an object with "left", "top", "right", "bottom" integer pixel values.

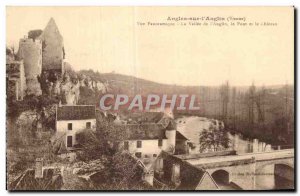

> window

[
  {"left": 137, "top": 141, "right": 142, "bottom": 148},
  {"left": 124, "top": 141, "right": 129, "bottom": 150},
  {"left": 67, "top": 136, "right": 72, "bottom": 147},
  {"left": 158, "top": 139, "right": 163, "bottom": 147},
  {"left": 68, "top": 123, "right": 72, "bottom": 131},
  {"left": 86, "top": 122, "right": 91, "bottom": 129},
  {"left": 153, "top": 154, "right": 157, "bottom": 158},
  {"left": 135, "top": 152, "right": 142, "bottom": 158}
]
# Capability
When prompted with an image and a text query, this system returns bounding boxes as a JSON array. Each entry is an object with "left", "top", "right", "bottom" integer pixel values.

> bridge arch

[
  {"left": 255, "top": 162, "right": 294, "bottom": 190},
  {"left": 256, "top": 159, "right": 294, "bottom": 172},
  {"left": 211, "top": 169, "right": 230, "bottom": 185}
]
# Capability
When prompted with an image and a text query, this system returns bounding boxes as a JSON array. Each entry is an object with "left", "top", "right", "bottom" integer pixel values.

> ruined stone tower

[
  {"left": 17, "top": 37, "right": 42, "bottom": 95},
  {"left": 39, "top": 18, "right": 65, "bottom": 74},
  {"left": 15, "top": 18, "right": 65, "bottom": 97}
]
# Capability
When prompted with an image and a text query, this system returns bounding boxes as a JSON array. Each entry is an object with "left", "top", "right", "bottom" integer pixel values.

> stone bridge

[{"left": 185, "top": 149, "right": 294, "bottom": 190}]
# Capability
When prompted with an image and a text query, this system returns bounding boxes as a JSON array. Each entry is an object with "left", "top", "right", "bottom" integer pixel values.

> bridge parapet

[{"left": 251, "top": 149, "right": 294, "bottom": 161}]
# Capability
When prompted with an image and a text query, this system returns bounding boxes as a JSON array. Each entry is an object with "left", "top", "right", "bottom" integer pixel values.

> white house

[
  {"left": 122, "top": 122, "right": 176, "bottom": 160},
  {"left": 120, "top": 119, "right": 190, "bottom": 167},
  {"left": 56, "top": 105, "right": 96, "bottom": 149},
  {"left": 119, "top": 119, "right": 189, "bottom": 186}
]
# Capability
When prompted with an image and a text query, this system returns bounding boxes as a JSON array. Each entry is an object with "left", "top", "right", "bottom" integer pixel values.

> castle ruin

[
  {"left": 39, "top": 18, "right": 65, "bottom": 75},
  {"left": 9, "top": 18, "right": 107, "bottom": 105},
  {"left": 17, "top": 37, "right": 42, "bottom": 95},
  {"left": 6, "top": 47, "right": 26, "bottom": 101},
  {"left": 15, "top": 18, "right": 65, "bottom": 97}
]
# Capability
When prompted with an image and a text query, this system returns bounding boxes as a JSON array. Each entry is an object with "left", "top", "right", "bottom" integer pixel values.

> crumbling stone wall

[
  {"left": 17, "top": 39, "right": 42, "bottom": 81},
  {"left": 39, "top": 18, "right": 64, "bottom": 73},
  {"left": 17, "top": 38, "right": 42, "bottom": 96},
  {"left": 6, "top": 59, "right": 27, "bottom": 101}
]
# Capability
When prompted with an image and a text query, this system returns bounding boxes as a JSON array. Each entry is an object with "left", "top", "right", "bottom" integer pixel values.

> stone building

[
  {"left": 154, "top": 151, "right": 219, "bottom": 190},
  {"left": 14, "top": 18, "right": 65, "bottom": 97},
  {"left": 121, "top": 122, "right": 176, "bottom": 161},
  {"left": 39, "top": 18, "right": 65, "bottom": 74},
  {"left": 56, "top": 105, "right": 96, "bottom": 149},
  {"left": 9, "top": 165, "right": 63, "bottom": 190},
  {"left": 6, "top": 58, "right": 26, "bottom": 101},
  {"left": 118, "top": 118, "right": 189, "bottom": 186},
  {"left": 17, "top": 37, "right": 42, "bottom": 95}
]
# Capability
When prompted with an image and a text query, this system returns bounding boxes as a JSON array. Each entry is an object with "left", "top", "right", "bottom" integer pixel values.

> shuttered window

[
  {"left": 86, "top": 122, "right": 91, "bottom": 129},
  {"left": 137, "top": 141, "right": 142, "bottom": 148},
  {"left": 124, "top": 141, "right": 129, "bottom": 150},
  {"left": 158, "top": 139, "right": 163, "bottom": 147}
]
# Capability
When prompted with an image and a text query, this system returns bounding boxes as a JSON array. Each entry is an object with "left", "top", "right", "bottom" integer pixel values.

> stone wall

[
  {"left": 39, "top": 18, "right": 64, "bottom": 72},
  {"left": 18, "top": 38, "right": 42, "bottom": 79},
  {"left": 6, "top": 60, "right": 27, "bottom": 100},
  {"left": 17, "top": 38, "right": 42, "bottom": 95},
  {"left": 206, "top": 161, "right": 256, "bottom": 190}
]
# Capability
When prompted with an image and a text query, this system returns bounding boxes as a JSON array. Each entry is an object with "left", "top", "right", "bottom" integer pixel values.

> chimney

[{"left": 35, "top": 158, "right": 43, "bottom": 178}]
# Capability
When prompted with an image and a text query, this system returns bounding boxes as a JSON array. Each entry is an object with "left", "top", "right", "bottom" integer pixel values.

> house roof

[
  {"left": 122, "top": 123, "right": 167, "bottom": 140},
  {"left": 176, "top": 167, "right": 206, "bottom": 190},
  {"left": 9, "top": 168, "right": 63, "bottom": 190},
  {"left": 121, "top": 119, "right": 179, "bottom": 140},
  {"left": 176, "top": 131, "right": 189, "bottom": 141},
  {"left": 119, "top": 111, "right": 165, "bottom": 123},
  {"left": 56, "top": 105, "right": 95, "bottom": 121},
  {"left": 176, "top": 162, "right": 219, "bottom": 190}
]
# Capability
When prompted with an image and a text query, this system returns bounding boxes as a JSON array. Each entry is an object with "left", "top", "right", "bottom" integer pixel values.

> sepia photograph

[{"left": 5, "top": 6, "right": 295, "bottom": 191}]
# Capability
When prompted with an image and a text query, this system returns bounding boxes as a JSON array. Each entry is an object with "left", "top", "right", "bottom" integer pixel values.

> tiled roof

[
  {"left": 56, "top": 105, "right": 95, "bottom": 121},
  {"left": 122, "top": 123, "right": 167, "bottom": 140},
  {"left": 120, "top": 119, "right": 178, "bottom": 140},
  {"left": 177, "top": 168, "right": 219, "bottom": 190},
  {"left": 9, "top": 168, "right": 63, "bottom": 190},
  {"left": 119, "top": 111, "right": 165, "bottom": 123}
]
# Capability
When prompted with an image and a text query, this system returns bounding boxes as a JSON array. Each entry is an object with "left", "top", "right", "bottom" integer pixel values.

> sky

[{"left": 6, "top": 6, "right": 294, "bottom": 86}]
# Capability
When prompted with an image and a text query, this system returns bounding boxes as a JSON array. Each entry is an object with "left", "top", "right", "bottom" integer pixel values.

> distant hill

[
  {"left": 77, "top": 69, "right": 292, "bottom": 100},
  {"left": 77, "top": 69, "right": 294, "bottom": 145}
]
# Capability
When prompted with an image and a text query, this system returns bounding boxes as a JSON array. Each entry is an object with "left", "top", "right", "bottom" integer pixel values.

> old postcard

[{"left": 6, "top": 6, "right": 294, "bottom": 191}]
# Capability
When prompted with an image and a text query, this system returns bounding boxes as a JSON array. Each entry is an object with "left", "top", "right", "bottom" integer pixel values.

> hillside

[{"left": 77, "top": 69, "right": 294, "bottom": 146}]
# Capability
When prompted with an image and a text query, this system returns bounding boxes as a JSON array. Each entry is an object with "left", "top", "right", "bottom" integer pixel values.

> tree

[
  {"left": 220, "top": 81, "right": 230, "bottom": 121},
  {"left": 247, "top": 83, "right": 256, "bottom": 127},
  {"left": 231, "top": 87, "right": 237, "bottom": 129},
  {"left": 199, "top": 125, "right": 230, "bottom": 153},
  {"left": 74, "top": 119, "right": 151, "bottom": 190}
]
